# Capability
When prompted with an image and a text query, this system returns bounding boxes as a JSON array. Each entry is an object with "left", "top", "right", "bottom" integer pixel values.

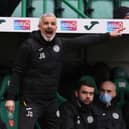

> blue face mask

[{"left": 99, "top": 92, "right": 112, "bottom": 104}]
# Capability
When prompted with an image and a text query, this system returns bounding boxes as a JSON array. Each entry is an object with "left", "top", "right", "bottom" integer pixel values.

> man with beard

[
  {"left": 59, "top": 77, "right": 97, "bottom": 129},
  {"left": 5, "top": 13, "right": 124, "bottom": 129}
]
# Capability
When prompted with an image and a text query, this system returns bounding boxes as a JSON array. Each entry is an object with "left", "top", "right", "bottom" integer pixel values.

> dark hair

[
  {"left": 113, "top": 6, "right": 129, "bottom": 18},
  {"left": 76, "top": 76, "right": 97, "bottom": 91}
]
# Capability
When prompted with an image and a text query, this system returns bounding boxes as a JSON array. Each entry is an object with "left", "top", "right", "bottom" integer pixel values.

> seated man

[
  {"left": 59, "top": 77, "right": 97, "bottom": 129},
  {"left": 94, "top": 81, "right": 126, "bottom": 129}
]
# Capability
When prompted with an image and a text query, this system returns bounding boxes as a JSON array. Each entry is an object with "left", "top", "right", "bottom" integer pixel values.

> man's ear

[
  {"left": 75, "top": 90, "right": 78, "bottom": 97},
  {"left": 38, "top": 24, "right": 40, "bottom": 29},
  {"left": 113, "top": 90, "right": 117, "bottom": 98}
]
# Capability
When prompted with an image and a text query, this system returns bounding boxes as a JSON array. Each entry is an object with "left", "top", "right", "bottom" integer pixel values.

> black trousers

[{"left": 18, "top": 99, "right": 60, "bottom": 129}]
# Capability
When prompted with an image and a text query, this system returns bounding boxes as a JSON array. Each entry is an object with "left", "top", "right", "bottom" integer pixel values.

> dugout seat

[{"left": 113, "top": 77, "right": 129, "bottom": 109}]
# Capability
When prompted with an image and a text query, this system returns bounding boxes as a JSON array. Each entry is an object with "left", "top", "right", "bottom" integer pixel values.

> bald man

[{"left": 94, "top": 81, "right": 126, "bottom": 129}]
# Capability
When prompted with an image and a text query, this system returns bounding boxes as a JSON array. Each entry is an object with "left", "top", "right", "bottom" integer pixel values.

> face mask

[{"left": 99, "top": 92, "right": 112, "bottom": 104}]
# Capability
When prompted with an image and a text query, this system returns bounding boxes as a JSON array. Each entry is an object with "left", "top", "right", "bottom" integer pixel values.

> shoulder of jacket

[
  {"left": 60, "top": 101, "right": 78, "bottom": 114},
  {"left": 26, "top": 38, "right": 36, "bottom": 45},
  {"left": 55, "top": 37, "right": 63, "bottom": 45},
  {"left": 23, "top": 38, "right": 39, "bottom": 49}
]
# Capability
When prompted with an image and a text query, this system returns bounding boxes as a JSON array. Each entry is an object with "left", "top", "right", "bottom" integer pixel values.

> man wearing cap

[
  {"left": 59, "top": 76, "right": 97, "bottom": 129},
  {"left": 113, "top": 6, "right": 129, "bottom": 19},
  {"left": 94, "top": 81, "right": 126, "bottom": 129}
]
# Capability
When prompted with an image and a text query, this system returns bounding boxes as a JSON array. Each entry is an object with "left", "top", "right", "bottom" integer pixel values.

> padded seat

[{"left": 113, "top": 77, "right": 129, "bottom": 109}]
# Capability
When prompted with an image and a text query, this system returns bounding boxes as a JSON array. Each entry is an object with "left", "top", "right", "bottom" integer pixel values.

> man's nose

[
  {"left": 86, "top": 93, "right": 91, "bottom": 98},
  {"left": 48, "top": 23, "right": 52, "bottom": 27}
]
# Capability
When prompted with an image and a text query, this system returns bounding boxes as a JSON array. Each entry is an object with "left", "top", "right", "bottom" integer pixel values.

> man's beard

[{"left": 41, "top": 32, "right": 56, "bottom": 42}]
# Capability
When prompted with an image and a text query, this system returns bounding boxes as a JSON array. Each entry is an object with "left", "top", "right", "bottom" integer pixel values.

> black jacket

[
  {"left": 94, "top": 97, "right": 126, "bottom": 129},
  {"left": 6, "top": 30, "right": 110, "bottom": 102},
  {"left": 123, "top": 102, "right": 129, "bottom": 129},
  {"left": 59, "top": 98, "right": 97, "bottom": 129}
]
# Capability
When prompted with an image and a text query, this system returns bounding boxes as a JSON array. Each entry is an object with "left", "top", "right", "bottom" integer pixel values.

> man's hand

[
  {"left": 5, "top": 100, "right": 15, "bottom": 113},
  {"left": 109, "top": 28, "right": 125, "bottom": 37}
]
